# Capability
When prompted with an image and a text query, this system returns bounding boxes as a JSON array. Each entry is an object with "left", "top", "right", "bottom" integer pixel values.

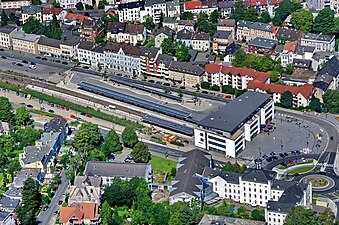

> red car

[
  {"left": 288, "top": 160, "right": 295, "bottom": 165},
  {"left": 66, "top": 108, "right": 69, "bottom": 111},
  {"left": 85, "top": 114, "right": 92, "bottom": 118},
  {"left": 60, "top": 106, "right": 65, "bottom": 110},
  {"left": 70, "top": 114, "right": 76, "bottom": 119}
]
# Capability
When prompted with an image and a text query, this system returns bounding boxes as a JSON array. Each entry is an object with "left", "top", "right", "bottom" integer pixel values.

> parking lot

[{"left": 240, "top": 112, "right": 328, "bottom": 161}]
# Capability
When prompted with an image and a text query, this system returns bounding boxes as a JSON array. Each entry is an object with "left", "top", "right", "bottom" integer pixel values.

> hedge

[{"left": 0, "top": 81, "right": 143, "bottom": 129}]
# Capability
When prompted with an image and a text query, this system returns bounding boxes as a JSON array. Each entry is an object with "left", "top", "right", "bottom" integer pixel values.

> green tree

[
  {"left": 317, "top": 208, "right": 335, "bottom": 225},
  {"left": 231, "top": 49, "right": 247, "bottom": 67},
  {"left": 42, "top": 15, "right": 62, "bottom": 40},
  {"left": 51, "top": 0, "right": 60, "bottom": 7},
  {"left": 73, "top": 122, "right": 102, "bottom": 158},
  {"left": 309, "top": 96, "right": 321, "bottom": 112},
  {"left": 243, "top": 8, "right": 259, "bottom": 22},
  {"left": 132, "top": 141, "right": 151, "bottom": 163},
  {"left": 0, "top": 97, "right": 14, "bottom": 124},
  {"left": 143, "top": 16, "right": 155, "bottom": 30},
  {"left": 121, "top": 126, "right": 138, "bottom": 148},
  {"left": 251, "top": 209, "right": 265, "bottom": 221},
  {"left": 98, "top": 0, "right": 107, "bottom": 9},
  {"left": 100, "top": 201, "right": 113, "bottom": 225},
  {"left": 313, "top": 8, "right": 334, "bottom": 34},
  {"left": 209, "top": 10, "right": 220, "bottom": 23},
  {"left": 259, "top": 11, "right": 271, "bottom": 23},
  {"left": 1, "top": 10, "right": 8, "bottom": 26},
  {"left": 180, "top": 12, "right": 194, "bottom": 20},
  {"left": 101, "top": 129, "right": 122, "bottom": 157},
  {"left": 280, "top": 91, "right": 293, "bottom": 108},
  {"left": 101, "top": 14, "right": 119, "bottom": 29},
  {"left": 76, "top": 2, "right": 84, "bottom": 10},
  {"left": 169, "top": 202, "right": 198, "bottom": 225},
  {"left": 284, "top": 206, "right": 319, "bottom": 225},
  {"left": 15, "top": 107, "right": 32, "bottom": 126},
  {"left": 32, "top": 0, "right": 41, "bottom": 5},
  {"left": 8, "top": 13, "right": 17, "bottom": 24},
  {"left": 290, "top": 9, "right": 313, "bottom": 33},
  {"left": 15, "top": 178, "right": 41, "bottom": 225},
  {"left": 270, "top": 71, "right": 280, "bottom": 83},
  {"left": 230, "top": 1, "right": 245, "bottom": 21},
  {"left": 223, "top": 161, "right": 233, "bottom": 172},
  {"left": 161, "top": 38, "right": 175, "bottom": 55},
  {"left": 175, "top": 41, "right": 189, "bottom": 61},
  {"left": 22, "top": 16, "right": 42, "bottom": 34},
  {"left": 272, "top": 0, "right": 301, "bottom": 26},
  {"left": 323, "top": 90, "right": 339, "bottom": 113},
  {"left": 285, "top": 64, "right": 294, "bottom": 75},
  {"left": 197, "top": 12, "right": 209, "bottom": 33}
]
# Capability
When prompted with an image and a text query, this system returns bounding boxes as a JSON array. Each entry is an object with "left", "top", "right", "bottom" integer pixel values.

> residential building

[
  {"left": 281, "top": 70, "right": 317, "bottom": 86},
  {"left": 163, "top": 17, "right": 178, "bottom": 30},
  {"left": 84, "top": 161, "right": 152, "bottom": 185},
  {"left": 0, "top": 25, "right": 18, "bottom": 49},
  {"left": 280, "top": 43, "right": 315, "bottom": 68},
  {"left": 236, "top": 20, "right": 275, "bottom": 42},
  {"left": 218, "top": 1, "right": 235, "bottom": 17},
  {"left": 292, "top": 58, "right": 312, "bottom": 70},
  {"left": 68, "top": 175, "right": 101, "bottom": 205},
  {"left": 154, "top": 26, "right": 174, "bottom": 48},
  {"left": 64, "top": 13, "right": 89, "bottom": 25},
  {"left": 37, "top": 36, "right": 62, "bottom": 58},
  {"left": 177, "top": 20, "right": 195, "bottom": 32},
  {"left": 243, "top": 0, "right": 280, "bottom": 16},
  {"left": 192, "top": 32, "right": 210, "bottom": 51},
  {"left": 223, "top": 43, "right": 241, "bottom": 66},
  {"left": 77, "top": 41, "right": 95, "bottom": 65},
  {"left": 0, "top": 211, "right": 15, "bottom": 225},
  {"left": 91, "top": 46, "right": 105, "bottom": 68},
  {"left": 248, "top": 37, "right": 278, "bottom": 55},
  {"left": 0, "top": 121, "right": 13, "bottom": 135},
  {"left": 42, "top": 7, "right": 66, "bottom": 21},
  {"left": 212, "top": 30, "right": 233, "bottom": 54},
  {"left": 58, "top": 0, "right": 93, "bottom": 9},
  {"left": 199, "top": 214, "right": 266, "bottom": 225},
  {"left": 301, "top": 33, "right": 335, "bottom": 52},
  {"left": 149, "top": 54, "right": 175, "bottom": 78},
  {"left": 166, "top": 0, "right": 180, "bottom": 17},
  {"left": 103, "top": 42, "right": 141, "bottom": 75},
  {"left": 0, "top": 197, "right": 19, "bottom": 213},
  {"left": 183, "top": 0, "right": 218, "bottom": 15},
  {"left": 176, "top": 28, "right": 193, "bottom": 46},
  {"left": 45, "top": 116, "right": 68, "bottom": 142},
  {"left": 168, "top": 61, "right": 204, "bottom": 87},
  {"left": 117, "top": 1, "right": 145, "bottom": 23},
  {"left": 314, "top": 56, "right": 339, "bottom": 95},
  {"left": 216, "top": 19, "right": 235, "bottom": 35},
  {"left": 21, "top": 5, "right": 42, "bottom": 23},
  {"left": 275, "top": 27, "right": 303, "bottom": 44},
  {"left": 107, "top": 23, "right": 146, "bottom": 46},
  {"left": 204, "top": 64, "right": 270, "bottom": 90},
  {"left": 59, "top": 203, "right": 100, "bottom": 225},
  {"left": 12, "top": 30, "right": 40, "bottom": 54},
  {"left": 140, "top": 47, "right": 160, "bottom": 76},
  {"left": 143, "top": 0, "right": 167, "bottom": 23},
  {"left": 169, "top": 149, "right": 218, "bottom": 204},
  {"left": 195, "top": 91, "right": 274, "bottom": 157},
  {"left": 79, "top": 19, "right": 104, "bottom": 42},
  {"left": 0, "top": 0, "right": 30, "bottom": 9}
]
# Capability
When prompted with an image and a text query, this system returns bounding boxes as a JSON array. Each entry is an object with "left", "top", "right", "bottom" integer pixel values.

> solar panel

[
  {"left": 142, "top": 115, "right": 194, "bottom": 136},
  {"left": 78, "top": 82, "right": 191, "bottom": 119}
]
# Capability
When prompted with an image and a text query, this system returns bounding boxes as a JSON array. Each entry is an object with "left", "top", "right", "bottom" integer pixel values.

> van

[
  {"left": 29, "top": 65, "right": 36, "bottom": 70},
  {"left": 26, "top": 94, "right": 32, "bottom": 100}
]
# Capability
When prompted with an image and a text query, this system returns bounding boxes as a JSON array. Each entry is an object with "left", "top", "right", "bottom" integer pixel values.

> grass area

[
  {"left": 150, "top": 137, "right": 167, "bottom": 145},
  {"left": 27, "top": 109, "right": 55, "bottom": 117},
  {"left": 69, "top": 121, "right": 80, "bottom": 126},
  {"left": 150, "top": 155, "right": 177, "bottom": 173},
  {"left": 288, "top": 166, "right": 314, "bottom": 174},
  {"left": 279, "top": 160, "right": 313, "bottom": 169}
]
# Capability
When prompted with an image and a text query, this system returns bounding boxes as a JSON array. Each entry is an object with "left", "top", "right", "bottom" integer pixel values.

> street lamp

[{"left": 280, "top": 140, "right": 283, "bottom": 151}]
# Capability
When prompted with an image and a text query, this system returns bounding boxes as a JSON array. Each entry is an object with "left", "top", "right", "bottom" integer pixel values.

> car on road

[
  {"left": 155, "top": 81, "right": 162, "bottom": 85},
  {"left": 266, "top": 157, "right": 272, "bottom": 162},
  {"left": 80, "top": 112, "right": 86, "bottom": 116},
  {"left": 83, "top": 66, "right": 89, "bottom": 69},
  {"left": 1, "top": 56, "right": 6, "bottom": 59},
  {"left": 85, "top": 114, "right": 92, "bottom": 118},
  {"left": 202, "top": 91, "right": 209, "bottom": 94},
  {"left": 70, "top": 114, "right": 76, "bottom": 119},
  {"left": 58, "top": 200, "right": 63, "bottom": 205},
  {"left": 293, "top": 173, "right": 300, "bottom": 177},
  {"left": 319, "top": 171, "right": 326, "bottom": 175},
  {"left": 270, "top": 152, "right": 276, "bottom": 156},
  {"left": 30, "top": 62, "right": 36, "bottom": 65},
  {"left": 295, "top": 150, "right": 301, "bottom": 155},
  {"left": 43, "top": 206, "right": 48, "bottom": 211},
  {"left": 53, "top": 211, "right": 58, "bottom": 215},
  {"left": 262, "top": 154, "right": 268, "bottom": 159},
  {"left": 0, "top": 49, "right": 4, "bottom": 51},
  {"left": 163, "top": 83, "right": 171, "bottom": 86},
  {"left": 40, "top": 107, "right": 46, "bottom": 111},
  {"left": 279, "top": 153, "right": 285, "bottom": 158},
  {"left": 148, "top": 80, "right": 155, "bottom": 83},
  {"left": 291, "top": 151, "right": 296, "bottom": 155},
  {"left": 29, "top": 65, "right": 36, "bottom": 70},
  {"left": 26, "top": 104, "right": 33, "bottom": 108},
  {"left": 42, "top": 57, "right": 48, "bottom": 61},
  {"left": 330, "top": 136, "right": 334, "bottom": 140},
  {"left": 48, "top": 109, "right": 54, "bottom": 113},
  {"left": 284, "top": 152, "right": 288, "bottom": 157},
  {"left": 55, "top": 60, "right": 61, "bottom": 63},
  {"left": 280, "top": 162, "right": 288, "bottom": 167},
  {"left": 288, "top": 160, "right": 295, "bottom": 165},
  {"left": 62, "top": 61, "right": 68, "bottom": 65},
  {"left": 16, "top": 63, "right": 23, "bottom": 67},
  {"left": 22, "top": 60, "right": 28, "bottom": 64},
  {"left": 35, "top": 56, "right": 41, "bottom": 59},
  {"left": 272, "top": 156, "right": 278, "bottom": 161},
  {"left": 19, "top": 102, "right": 26, "bottom": 106}
]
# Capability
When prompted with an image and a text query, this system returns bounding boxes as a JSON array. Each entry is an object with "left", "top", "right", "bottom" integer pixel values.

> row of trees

[
  {"left": 161, "top": 38, "right": 190, "bottom": 62},
  {"left": 223, "top": 161, "right": 247, "bottom": 173},
  {"left": 232, "top": 49, "right": 277, "bottom": 72},
  {"left": 279, "top": 91, "right": 321, "bottom": 112},
  {"left": 23, "top": 15, "right": 62, "bottom": 40},
  {"left": 322, "top": 90, "right": 339, "bottom": 113},
  {"left": 230, "top": 2, "right": 271, "bottom": 23},
  {"left": 285, "top": 206, "right": 336, "bottom": 225},
  {"left": 1, "top": 10, "right": 18, "bottom": 26}
]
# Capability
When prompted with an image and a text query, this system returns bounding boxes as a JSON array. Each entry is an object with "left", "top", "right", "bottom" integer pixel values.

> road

[{"left": 38, "top": 172, "right": 68, "bottom": 225}]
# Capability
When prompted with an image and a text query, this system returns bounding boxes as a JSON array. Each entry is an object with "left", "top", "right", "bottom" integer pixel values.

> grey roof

[
  {"left": 237, "top": 20, "right": 272, "bottom": 32},
  {"left": 178, "top": 20, "right": 195, "bottom": 26},
  {"left": 154, "top": 26, "right": 174, "bottom": 37},
  {"left": 188, "top": 49, "right": 198, "bottom": 61},
  {"left": 0, "top": 24, "right": 17, "bottom": 34},
  {"left": 295, "top": 45, "right": 315, "bottom": 55},
  {"left": 45, "top": 116, "right": 67, "bottom": 133},
  {"left": 271, "top": 180, "right": 298, "bottom": 190},
  {"left": 292, "top": 58, "right": 311, "bottom": 69},
  {"left": 4, "top": 184, "right": 22, "bottom": 199},
  {"left": 61, "top": 25, "right": 81, "bottom": 46},
  {"left": 15, "top": 168, "right": 41, "bottom": 187},
  {"left": 0, "top": 211, "right": 11, "bottom": 221},
  {"left": 21, "top": 5, "right": 41, "bottom": 14},
  {"left": 38, "top": 36, "right": 61, "bottom": 48},
  {"left": 84, "top": 161, "right": 151, "bottom": 178},
  {"left": 218, "top": 1, "right": 235, "bottom": 9},
  {"left": 213, "top": 30, "right": 232, "bottom": 39},
  {"left": 312, "top": 51, "right": 339, "bottom": 62},
  {"left": 117, "top": 1, "right": 145, "bottom": 10},
  {"left": 241, "top": 168, "right": 277, "bottom": 184},
  {"left": 217, "top": 19, "right": 235, "bottom": 27},
  {"left": 78, "top": 41, "right": 95, "bottom": 50},
  {"left": 169, "top": 61, "right": 204, "bottom": 76},
  {"left": 199, "top": 214, "right": 266, "bottom": 225},
  {"left": 12, "top": 30, "right": 40, "bottom": 42},
  {"left": 92, "top": 46, "right": 104, "bottom": 53},
  {"left": 276, "top": 27, "right": 302, "bottom": 41},
  {"left": 74, "top": 175, "right": 101, "bottom": 187},
  {"left": 107, "top": 22, "right": 125, "bottom": 34},
  {"left": 198, "top": 91, "right": 271, "bottom": 134},
  {"left": 163, "top": 17, "right": 177, "bottom": 24},
  {"left": 104, "top": 42, "right": 141, "bottom": 57},
  {"left": 193, "top": 32, "right": 210, "bottom": 41},
  {"left": 176, "top": 28, "right": 193, "bottom": 40},
  {"left": 302, "top": 33, "right": 335, "bottom": 42},
  {"left": 249, "top": 37, "right": 278, "bottom": 49},
  {"left": 140, "top": 47, "right": 159, "bottom": 58},
  {"left": 155, "top": 54, "right": 174, "bottom": 67},
  {"left": 225, "top": 43, "right": 241, "bottom": 56},
  {"left": 203, "top": 166, "right": 239, "bottom": 184},
  {"left": 0, "top": 197, "right": 19, "bottom": 209},
  {"left": 145, "top": 0, "right": 165, "bottom": 6},
  {"left": 275, "top": 44, "right": 284, "bottom": 53},
  {"left": 314, "top": 56, "right": 339, "bottom": 91},
  {"left": 170, "top": 149, "right": 211, "bottom": 197}
]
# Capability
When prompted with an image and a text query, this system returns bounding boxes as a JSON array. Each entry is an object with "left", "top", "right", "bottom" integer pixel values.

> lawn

[
  {"left": 288, "top": 166, "right": 314, "bottom": 174},
  {"left": 150, "top": 155, "right": 177, "bottom": 173}
]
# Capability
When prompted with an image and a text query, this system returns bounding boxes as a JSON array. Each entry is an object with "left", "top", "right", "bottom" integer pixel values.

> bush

[
  {"left": 210, "top": 85, "right": 220, "bottom": 91},
  {"left": 201, "top": 82, "right": 210, "bottom": 89},
  {"left": 251, "top": 209, "right": 265, "bottom": 221}
]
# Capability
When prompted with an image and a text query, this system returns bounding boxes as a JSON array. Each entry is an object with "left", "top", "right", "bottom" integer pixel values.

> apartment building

[
  {"left": 79, "top": 19, "right": 104, "bottom": 42},
  {"left": 163, "top": 17, "right": 178, "bottom": 30},
  {"left": 21, "top": 5, "right": 42, "bottom": 23},
  {"left": 140, "top": 47, "right": 160, "bottom": 75},
  {"left": 301, "top": 33, "right": 335, "bottom": 52},
  {"left": 192, "top": 32, "right": 210, "bottom": 51},
  {"left": 12, "top": 30, "right": 40, "bottom": 54},
  {"left": 275, "top": 27, "right": 303, "bottom": 44},
  {"left": 118, "top": 1, "right": 145, "bottom": 23},
  {"left": 177, "top": 20, "right": 195, "bottom": 32},
  {"left": 42, "top": 7, "right": 67, "bottom": 21},
  {"left": 68, "top": 175, "right": 102, "bottom": 205},
  {"left": 248, "top": 37, "right": 278, "bottom": 55},
  {"left": 143, "top": 0, "right": 167, "bottom": 23},
  {"left": 151, "top": 54, "right": 175, "bottom": 78},
  {"left": 212, "top": 30, "right": 233, "bottom": 53},
  {"left": 216, "top": 19, "right": 235, "bottom": 38},
  {"left": 168, "top": 61, "right": 204, "bottom": 87},
  {"left": 154, "top": 26, "right": 174, "bottom": 48},
  {"left": 280, "top": 43, "right": 315, "bottom": 68},
  {"left": 314, "top": 56, "right": 339, "bottom": 94},
  {"left": 183, "top": 0, "right": 218, "bottom": 15},
  {"left": 1, "top": 0, "right": 30, "bottom": 9},
  {"left": 0, "top": 25, "right": 18, "bottom": 49},
  {"left": 37, "top": 36, "right": 62, "bottom": 58},
  {"left": 58, "top": 0, "right": 93, "bottom": 9},
  {"left": 195, "top": 91, "right": 274, "bottom": 157},
  {"left": 236, "top": 20, "right": 275, "bottom": 42},
  {"left": 107, "top": 23, "right": 146, "bottom": 46}
]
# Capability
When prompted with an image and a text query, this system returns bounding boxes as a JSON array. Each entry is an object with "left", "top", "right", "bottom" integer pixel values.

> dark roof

[
  {"left": 74, "top": 175, "right": 101, "bottom": 187},
  {"left": 117, "top": 1, "right": 145, "bottom": 10},
  {"left": 292, "top": 58, "right": 311, "bottom": 69},
  {"left": 45, "top": 116, "right": 67, "bottom": 133},
  {"left": 178, "top": 20, "right": 195, "bottom": 26},
  {"left": 169, "top": 61, "right": 204, "bottom": 76},
  {"left": 271, "top": 180, "right": 298, "bottom": 190},
  {"left": 82, "top": 18, "right": 103, "bottom": 30},
  {"left": 302, "top": 33, "right": 334, "bottom": 42},
  {"left": 60, "top": 24, "right": 81, "bottom": 46},
  {"left": 217, "top": 19, "right": 235, "bottom": 27},
  {"left": 154, "top": 26, "right": 174, "bottom": 37},
  {"left": 125, "top": 24, "right": 144, "bottom": 35},
  {"left": 317, "top": 56, "right": 339, "bottom": 78},
  {"left": 107, "top": 22, "right": 125, "bottom": 34},
  {"left": 241, "top": 168, "right": 276, "bottom": 184},
  {"left": 276, "top": 27, "right": 303, "bottom": 41},
  {"left": 203, "top": 166, "right": 239, "bottom": 184},
  {"left": 213, "top": 30, "right": 232, "bottom": 39},
  {"left": 249, "top": 37, "right": 278, "bottom": 49},
  {"left": 92, "top": 46, "right": 104, "bottom": 53},
  {"left": 163, "top": 17, "right": 177, "bottom": 24},
  {"left": 176, "top": 28, "right": 193, "bottom": 40},
  {"left": 145, "top": 0, "right": 165, "bottom": 6},
  {"left": 155, "top": 54, "right": 174, "bottom": 67},
  {"left": 188, "top": 49, "right": 198, "bottom": 61},
  {"left": 21, "top": 5, "right": 41, "bottom": 14},
  {"left": 218, "top": 1, "right": 235, "bottom": 8},
  {"left": 198, "top": 91, "right": 271, "bottom": 134},
  {"left": 0, "top": 196, "right": 19, "bottom": 209},
  {"left": 78, "top": 41, "right": 95, "bottom": 50},
  {"left": 192, "top": 32, "right": 210, "bottom": 40},
  {"left": 0, "top": 24, "right": 17, "bottom": 34},
  {"left": 295, "top": 45, "right": 315, "bottom": 55},
  {"left": 104, "top": 42, "right": 141, "bottom": 57},
  {"left": 0, "top": 211, "right": 11, "bottom": 221},
  {"left": 314, "top": 74, "right": 334, "bottom": 91},
  {"left": 84, "top": 161, "right": 150, "bottom": 178},
  {"left": 225, "top": 43, "right": 241, "bottom": 56},
  {"left": 140, "top": 47, "right": 159, "bottom": 58},
  {"left": 170, "top": 149, "right": 211, "bottom": 197},
  {"left": 38, "top": 36, "right": 61, "bottom": 48},
  {"left": 237, "top": 20, "right": 272, "bottom": 32}
]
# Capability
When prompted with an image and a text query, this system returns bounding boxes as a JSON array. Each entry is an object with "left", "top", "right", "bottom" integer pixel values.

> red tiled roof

[
  {"left": 59, "top": 203, "right": 98, "bottom": 224},
  {"left": 272, "top": 26, "right": 279, "bottom": 34},
  {"left": 205, "top": 64, "right": 222, "bottom": 74},
  {"left": 284, "top": 42, "right": 296, "bottom": 52},
  {"left": 42, "top": 7, "right": 63, "bottom": 15},
  {"left": 244, "top": 0, "right": 280, "bottom": 6},
  {"left": 65, "top": 13, "right": 89, "bottom": 22},
  {"left": 184, "top": 0, "right": 202, "bottom": 10}
]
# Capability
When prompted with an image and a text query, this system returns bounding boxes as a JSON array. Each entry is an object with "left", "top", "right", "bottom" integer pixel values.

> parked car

[
  {"left": 16, "top": 63, "right": 23, "bottom": 67},
  {"left": 266, "top": 157, "right": 272, "bottom": 162},
  {"left": 85, "top": 114, "right": 92, "bottom": 118},
  {"left": 40, "top": 107, "right": 46, "bottom": 111},
  {"left": 272, "top": 156, "right": 278, "bottom": 161},
  {"left": 43, "top": 206, "right": 48, "bottom": 211},
  {"left": 70, "top": 114, "right": 76, "bottom": 119},
  {"left": 22, "top": 60, "right": 28, "bottom": 64},
  {"left": 65, "top": 108, "right": 69, "bottom": 111},
  {"left": 62, "top": 61, "right": 68, "bottom": 65},
  {"left": 80, "top": 112, "right": 86, "bottom": 116},
  {"left": 58, "top": 200, "right": 63, "bottom": 205},
  {"left": 53, "top": 211, "right": 58, "bottom": 215},
  {"left": 26, "top": 104, "right": 33, "bottom": 108},
  {"left": 29, "top": 65, "right": 36, "bottom": 70},
  {"left": 41, "top": 57, "right": 48, "bottom": 61},
  {"left": 30, "top": 62, "right": 36, "bottom": 65},
  {"left": 19, "top": 102, "right": 26, "bottom": 106},
  {"left": 283, "top": 152, "right": 288, "bottom": 157},
  {"left": 35, "top": 56, "right": 41, "bottom": 59},
  {"left": 279, "top": 153, "right": 285, "bottom": 158},
  {"left": 291, "top": 151, "right": 296, "bottom": 155},
  {"left": 280, "top": 162, "right": 288, "bottom": 167},
  {"left": 295, "top": 150, "right": 301, "bottom": 155},
  {"left": 48, "top": 109, "right": 54, "bottom": 113},
  {"left": 1, "top": 56, "right": 6, "bottom": 59},
  {"left": 288, "top": 160, "right": 295, "bottom": 165}
]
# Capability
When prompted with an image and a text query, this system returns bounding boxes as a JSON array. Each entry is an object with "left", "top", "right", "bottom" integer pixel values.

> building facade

[
  {"left": 301, "top": 33, "right": 335, "bottom": 52},
  {"left": 12, "top": 30, "right": 40, "bottom": 54}
]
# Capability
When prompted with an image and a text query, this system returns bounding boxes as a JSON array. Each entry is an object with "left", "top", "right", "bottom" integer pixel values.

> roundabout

[{"left": 301, "top": 174, "right": 335, "bottom": 192}]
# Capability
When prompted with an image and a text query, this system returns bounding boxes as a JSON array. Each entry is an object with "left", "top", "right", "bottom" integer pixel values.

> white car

[{"left": 29, "top": 65, "right": 36, "bottom": 70}]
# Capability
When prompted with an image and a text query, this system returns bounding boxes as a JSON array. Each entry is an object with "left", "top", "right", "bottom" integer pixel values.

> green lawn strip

[
  {"left": 0, "top": 81, "right": 143, "bottom": 129},
  {"left": 288, "top": 166, "right": 314, "bottom": 174},
  {"left": 279, "top": 160, "right": 313, "bottom": 169},
  {"left": 150, "top": 155, "right": 177, "bottom": 173},
  {"left": 27, "top": 109, "right": 55, "bottom": 117}
]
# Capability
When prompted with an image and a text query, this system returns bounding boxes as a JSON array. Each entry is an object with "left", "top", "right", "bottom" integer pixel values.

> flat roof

[{"left": 198, "top": 91, "right": 271, "bottom": 134}]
